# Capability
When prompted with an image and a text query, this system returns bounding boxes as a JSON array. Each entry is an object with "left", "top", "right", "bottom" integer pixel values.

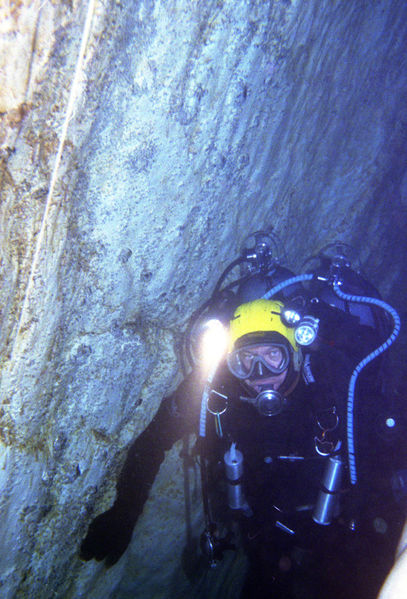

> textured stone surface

[
  {"left": 379, "top": 520, "right": 407, "bottom": 598},
  {"left": 0, "top": 0, "right": 407, "bottom": 598}
]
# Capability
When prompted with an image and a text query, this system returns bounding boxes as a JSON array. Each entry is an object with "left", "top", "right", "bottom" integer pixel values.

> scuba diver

[{"left": 80, "top": 232, "right": 405, "bottom": 599}]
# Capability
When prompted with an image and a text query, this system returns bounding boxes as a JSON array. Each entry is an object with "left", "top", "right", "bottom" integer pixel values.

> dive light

[
  {"left": 294, "top": 315, "right": 320, "bottom": 346},
  {"left": 281, "top": 306, "right": 320, "bottom": 347}
]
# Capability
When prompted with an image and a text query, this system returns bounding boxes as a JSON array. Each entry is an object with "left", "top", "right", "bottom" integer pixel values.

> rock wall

[{"left": 0, "top": 1, "right": 406, "bottom": 597}]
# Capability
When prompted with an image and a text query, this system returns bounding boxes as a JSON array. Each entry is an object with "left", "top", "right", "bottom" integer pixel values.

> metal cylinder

[
  {"left": 224, "top": 443, "right": 243, "bottom": 481},
  {"left": 227, "top": 483, "right": 245, "bottom": 510},
  {"left": 224, "top": 443, "right": 245, "bottom": 509},
  {"left": 313, "top": 455, "right": 343, "bottom": 525}
]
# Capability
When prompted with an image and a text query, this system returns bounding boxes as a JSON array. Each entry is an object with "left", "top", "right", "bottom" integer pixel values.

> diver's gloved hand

[{"left": 80, "top": 504, "right": 137, "bottom": 566}]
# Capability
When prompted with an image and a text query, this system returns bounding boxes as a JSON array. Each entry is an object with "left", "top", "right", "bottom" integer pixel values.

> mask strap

[{"left": 292, "top": 347, "right": 302, "bottom": 372}]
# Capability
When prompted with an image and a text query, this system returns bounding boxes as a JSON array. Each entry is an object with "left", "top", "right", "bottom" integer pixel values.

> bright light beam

[{"left": 200, "top": 319, "right": 229, "bottom": 372}]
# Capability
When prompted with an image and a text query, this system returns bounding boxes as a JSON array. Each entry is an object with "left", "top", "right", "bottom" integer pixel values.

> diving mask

[{"left": 227, "top": 343, "right": 290, "bottom": 380}]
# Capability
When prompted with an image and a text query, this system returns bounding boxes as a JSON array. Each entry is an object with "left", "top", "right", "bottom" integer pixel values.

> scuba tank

[{"left": 301, "top": 241, "right": 390, "bottom": 336}]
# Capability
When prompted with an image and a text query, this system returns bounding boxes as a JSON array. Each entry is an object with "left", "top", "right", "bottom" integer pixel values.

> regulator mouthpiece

[{"left": 255, "top": 389, "right": 284, "bottom": 417}]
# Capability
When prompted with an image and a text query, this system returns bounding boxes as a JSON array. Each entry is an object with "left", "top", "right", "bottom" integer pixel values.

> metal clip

[{"left": 207, "top": 390, "right": 228, "bottom": 438}]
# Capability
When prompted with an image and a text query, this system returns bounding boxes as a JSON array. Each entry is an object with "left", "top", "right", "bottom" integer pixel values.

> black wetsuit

[{"left": 198, "top": 308, "right": 402, "bottom": 599}]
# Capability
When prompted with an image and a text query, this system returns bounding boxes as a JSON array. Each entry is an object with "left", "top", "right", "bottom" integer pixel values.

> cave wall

[{"left": 1, "top": 1, "right": 407, "bottom": 597}]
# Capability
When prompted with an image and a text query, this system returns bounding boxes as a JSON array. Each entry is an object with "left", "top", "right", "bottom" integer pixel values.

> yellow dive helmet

[
  {"left": 227, "top": 298, "right": 302, "bottom": 383},
  {"left": 228, "top": 299, "right": 298, "bottom": 352}
]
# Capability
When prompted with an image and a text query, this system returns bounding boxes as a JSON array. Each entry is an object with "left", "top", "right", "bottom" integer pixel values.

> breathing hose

[
  {"left": 199, "top": 362, "right": 219, "bottom": 438},
  {"left": 211, "top": 257, "right": 247, "bottom": 298},
  {"left": 333, "top": 284, "right": 401, "bottom": 484},
  {"left": 262, "top": 273, "right": 314, "bottom": 299},
  {"left": 262, "top": 273, "right": 400, "bottom": 485},
  {"left": 198, "top": 362, "right": 220, "bottom": 529}
]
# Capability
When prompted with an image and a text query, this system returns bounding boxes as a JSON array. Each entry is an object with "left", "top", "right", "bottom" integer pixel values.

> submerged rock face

[{"left": 0, "top": 1, "right": 406, "bottom": 597}]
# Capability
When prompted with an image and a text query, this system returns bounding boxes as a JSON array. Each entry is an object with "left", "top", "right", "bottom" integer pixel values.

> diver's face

[{"left": 242, "top": 345, "right": 288, "bottom": 393}]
